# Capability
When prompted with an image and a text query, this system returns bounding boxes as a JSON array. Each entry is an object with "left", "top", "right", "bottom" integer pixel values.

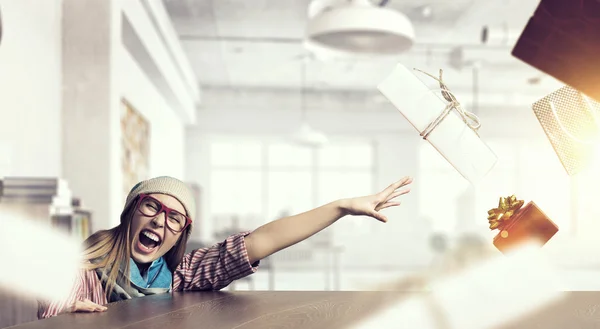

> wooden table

[{"left": 8, "top": 291, "right": 600, "bottom": 329}]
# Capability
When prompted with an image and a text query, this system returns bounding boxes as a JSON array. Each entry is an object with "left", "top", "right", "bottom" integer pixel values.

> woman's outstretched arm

[{"left": 244, "top": 176, "right": 413, "bottom": 264}]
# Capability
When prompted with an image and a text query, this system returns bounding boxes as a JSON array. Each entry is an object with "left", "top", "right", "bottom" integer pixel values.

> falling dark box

[{"left": 512, "top": 0, "right": 600, "bottom": 101}]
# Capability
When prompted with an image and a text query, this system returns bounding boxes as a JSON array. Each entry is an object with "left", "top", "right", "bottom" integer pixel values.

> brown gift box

[
  {"left": 511, "top": 0, "right": 600, "bottom": 102},
  {"left": 488, "top": 196, "right": 559, "bottom": 254}
]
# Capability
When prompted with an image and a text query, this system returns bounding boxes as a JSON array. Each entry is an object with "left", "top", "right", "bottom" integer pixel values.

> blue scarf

[
  {"left": 129, "top": 256, "right": 172, "bottom": 290},
  {"left": 95, "top": 256, "right": 173, "bottom": 302}
]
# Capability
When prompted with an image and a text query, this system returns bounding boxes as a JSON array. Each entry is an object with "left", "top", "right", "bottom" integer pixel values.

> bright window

[
  {"left": 418, "top": 144, "right": 470, "bottom": 234},
  {"left": 267, "top": 143, "right": 312, "bottom": 168},
  {"left": 208, "top": 138, "right": 375, "bottom": 244},
  {"left": 317, "top": 142, "right": 373, "bottom": 169},
  {"left": 210, "top": 169, "right": 263, "bottom": 216},
  {"left": 317, "top": 171, "right": 373, "bottom": 205},
  {"left": 316, "top": 141, "right": 375, "bottom": 242},
  {"left": 210, "top": 141, "right": 262, "bottom": 167},
  {"left": 266, "top": 170, "right": 313, "bottom": 220},
  {"left": 516, "top": 141, "right": 571, "bottom": 233}
]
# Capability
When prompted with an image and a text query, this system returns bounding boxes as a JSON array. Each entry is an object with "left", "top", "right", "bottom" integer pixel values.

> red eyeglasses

[{"left": 135, "top": 193, "right": 192, "bottom": 233}]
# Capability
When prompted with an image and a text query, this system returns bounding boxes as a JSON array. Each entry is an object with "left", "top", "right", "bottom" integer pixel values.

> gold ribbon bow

[
  {"left": 487, "top": 195, "right": 525, "bottom": 234},
  {"left": 413, "top": 68, "right": 481, "bottom": 139}
]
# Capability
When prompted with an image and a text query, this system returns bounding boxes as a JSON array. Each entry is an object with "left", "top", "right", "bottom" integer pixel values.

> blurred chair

[{"left": 263, "top": 243, "right": 344, "bottom": 291}]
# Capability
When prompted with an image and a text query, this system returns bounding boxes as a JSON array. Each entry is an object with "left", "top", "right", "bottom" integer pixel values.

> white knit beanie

[{"left": 123, "top": 176, "right": 195, "bottom": 234}]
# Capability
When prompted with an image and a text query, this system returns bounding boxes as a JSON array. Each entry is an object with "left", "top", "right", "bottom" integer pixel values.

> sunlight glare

[
  {"left": 0, "top": 215, "right": 81, "bottom": 302},
  {"left": 352, "top": 242, "right": 566, "bottom": 329}
]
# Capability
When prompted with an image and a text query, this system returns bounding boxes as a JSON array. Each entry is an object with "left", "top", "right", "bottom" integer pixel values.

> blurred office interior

[{"left": 1, "top": 0, "right": 599, "bottom": 327}]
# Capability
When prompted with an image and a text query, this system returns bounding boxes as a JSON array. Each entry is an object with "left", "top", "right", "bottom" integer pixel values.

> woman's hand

[
  {"left": 69, "top": 299, "right": 107, "bottom": 313},
  {"left": 339, "top": 176, "right": 413, "bottom": 223}
]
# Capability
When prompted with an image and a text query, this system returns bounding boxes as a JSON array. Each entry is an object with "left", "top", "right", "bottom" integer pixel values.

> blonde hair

[{"left": 81, "top": 199, "right": 190, "bottom": 299}]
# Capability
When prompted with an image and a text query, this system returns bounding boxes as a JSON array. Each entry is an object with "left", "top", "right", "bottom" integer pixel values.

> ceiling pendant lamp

[{"left": 305, "top": 0, "right": 415, "bottom": 56}]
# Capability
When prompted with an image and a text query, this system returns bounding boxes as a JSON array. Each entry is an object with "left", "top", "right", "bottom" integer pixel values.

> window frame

[{"left": 207, "top": 136, "right": 377, "bottom": 243}]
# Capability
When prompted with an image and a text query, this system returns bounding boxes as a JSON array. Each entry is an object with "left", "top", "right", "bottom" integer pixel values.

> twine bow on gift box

[
  {"left": 413, "top": 68, "right": 481, "bottom": 139},
  {"left": 487, "top": 195, "right": 525, "bottom": 238}
]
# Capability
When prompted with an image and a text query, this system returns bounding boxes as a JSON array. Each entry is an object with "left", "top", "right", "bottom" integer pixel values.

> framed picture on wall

[{"left": 121, "top": 99, "right": 150, "bottom": 199}]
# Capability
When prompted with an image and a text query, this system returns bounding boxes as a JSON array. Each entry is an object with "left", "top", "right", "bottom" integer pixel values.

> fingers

[
  {"left": 370, "top": 211, "right": 388, "bottom": 223},
  {"left": 368, "top": 176, "right": 413, "bottom": 223},
  {"left": 74, "top": 300, "right": 96, "bottom": 312},
  {"left": 381, "top": 176, "right": 413, "bottom": 197},
  {"left": 375, "top": 201, "right": 401, "bottom": 212},
  {"left": 84, "top": 299, "right": 107, "bottom": 312},
  {"left": 73, "top": 299, "right": 107, "bottom": 313},
  {"left": 385, "top": 189, "right": 410, "bottom": 202}
]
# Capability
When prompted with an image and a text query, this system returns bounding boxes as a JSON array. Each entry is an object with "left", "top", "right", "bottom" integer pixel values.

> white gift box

[{"left": 378, "top": 64, "right": 498, "bottom": 185}]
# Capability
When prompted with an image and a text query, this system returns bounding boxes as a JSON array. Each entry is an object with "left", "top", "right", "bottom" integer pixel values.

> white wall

[
  {"left": 0, "top": 0, "right": 63, "bottom": 177},
  {"left": 185, "top": 131, "right": 211, "bottom": 242},
  {"left": 0, "top": 0, "right": 196, "bottom": 230},
  {"left": 121, "top": 0, "right": 197, "bottom": 124},
  {"left": 61, "top": 0, "right": 122, "bottom": 231},
  {"left": 118, "top": 46, "right": 185, "bottom": 184}
]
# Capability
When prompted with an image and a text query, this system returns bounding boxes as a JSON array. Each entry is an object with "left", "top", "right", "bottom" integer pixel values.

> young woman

[{"left": 39, "top": 175, "right": 412, "bottom": 318}]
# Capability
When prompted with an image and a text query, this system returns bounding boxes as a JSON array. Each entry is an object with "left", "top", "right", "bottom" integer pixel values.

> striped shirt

[{"left": 38, "top": 232, "right": 259, "bottom": 319}]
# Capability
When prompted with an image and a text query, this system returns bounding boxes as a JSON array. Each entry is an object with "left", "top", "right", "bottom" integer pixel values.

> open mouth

[{"left": 137, "top": 229, "right": 162, "bottom": 254}]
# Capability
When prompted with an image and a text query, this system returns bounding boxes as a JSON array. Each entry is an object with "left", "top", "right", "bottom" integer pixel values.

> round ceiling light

[{"left": 306, "top": 0, "right": 415, "bottom": 56}]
